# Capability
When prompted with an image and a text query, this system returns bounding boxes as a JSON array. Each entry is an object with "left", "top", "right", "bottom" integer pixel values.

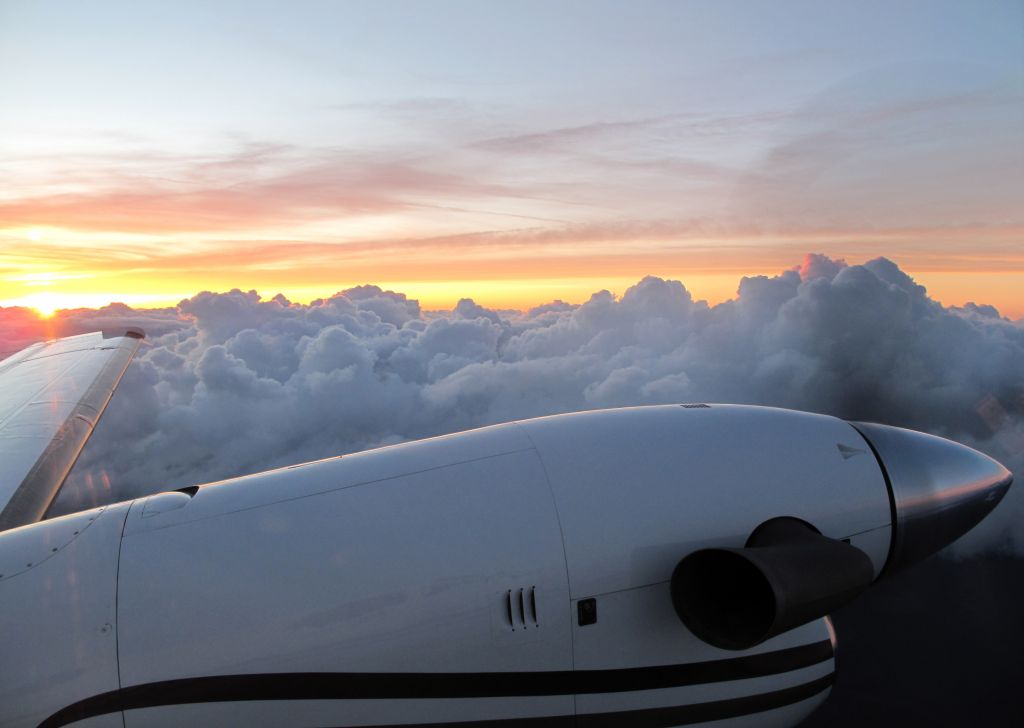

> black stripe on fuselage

[
  {"left": 576, "top": 673, "right": 833, "bottom": 728},
  {"left": 316, "top": 674, "right": 836, "bottom": 728},
  {"left": 40, "top": 639, "right": 832, "bottom": 728}
]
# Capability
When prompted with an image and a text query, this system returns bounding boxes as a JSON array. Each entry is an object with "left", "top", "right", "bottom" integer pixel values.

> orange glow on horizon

[
  {"left": 2, "top": 224, "right": 1022, "bottom": 319},
  {"left": 3, "top": 269, "right": 1022, "bottom": 320}
]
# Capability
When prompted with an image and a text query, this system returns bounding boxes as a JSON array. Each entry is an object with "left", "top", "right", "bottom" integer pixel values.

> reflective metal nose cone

[{"left": 852, "top": 421, "right": 1013, "bottom": 574}]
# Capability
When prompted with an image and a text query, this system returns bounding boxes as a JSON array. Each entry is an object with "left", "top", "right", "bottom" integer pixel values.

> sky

[{"left": 1, "top": 0, "right": 1022, "bottom": 316}]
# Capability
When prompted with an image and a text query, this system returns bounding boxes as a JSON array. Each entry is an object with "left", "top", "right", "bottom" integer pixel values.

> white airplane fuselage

[{"left": 0, "top": 404, "right": 1012, "bottom": 727}]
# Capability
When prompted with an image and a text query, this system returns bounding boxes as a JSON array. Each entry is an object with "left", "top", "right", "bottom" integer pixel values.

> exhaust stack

[{"left": 671, "top": 517, "right": 874, "bottom": 651}]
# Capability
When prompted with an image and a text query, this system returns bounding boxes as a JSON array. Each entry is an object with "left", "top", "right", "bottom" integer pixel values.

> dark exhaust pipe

[{"left": 670, "top": 517, "right": 874, "bottom": 650}]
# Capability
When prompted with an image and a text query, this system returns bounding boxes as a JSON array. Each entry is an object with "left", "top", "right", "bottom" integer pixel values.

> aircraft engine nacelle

[
  {"left": 0, "top": 404, "right": 1011, "bottom": 728},
  {"left": 667, "top": 416, "right": 1011, "bottom": 652}
]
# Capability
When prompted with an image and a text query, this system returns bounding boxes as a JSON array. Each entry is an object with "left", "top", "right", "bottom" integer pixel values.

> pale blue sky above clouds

[{"left": 1, "top": 0, "right": 1022, "bottom": 313}]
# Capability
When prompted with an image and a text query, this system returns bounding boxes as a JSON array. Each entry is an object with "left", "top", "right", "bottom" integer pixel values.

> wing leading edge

[{"left": 0, "top": 329, "right": 144, "bottom": 532}]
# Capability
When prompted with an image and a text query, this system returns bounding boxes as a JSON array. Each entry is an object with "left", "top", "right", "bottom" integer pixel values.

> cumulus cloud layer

[{"left": 2, "top": 255, "right": 1021, "bottom": 554}]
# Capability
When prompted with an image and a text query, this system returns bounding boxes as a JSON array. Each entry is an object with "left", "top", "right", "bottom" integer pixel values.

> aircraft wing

[{"left": 0, "top": 329, "right": 144, "bottom": 532}]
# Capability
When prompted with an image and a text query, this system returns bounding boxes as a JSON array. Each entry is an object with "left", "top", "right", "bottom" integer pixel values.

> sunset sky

[{"left": 1, "top": 0, "right": 1022, "bottom": 316}]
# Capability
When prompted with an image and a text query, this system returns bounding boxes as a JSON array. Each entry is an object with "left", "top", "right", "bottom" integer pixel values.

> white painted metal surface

[
  {"left": 0, "top": 503, "right": 130, "bottom": 728},
  {"left": 518, "top": 405, "right": 893, "bottom": 598},
  {"left": 117, "top": 447, "right": 574, "bottom": 725},
  {"left": 0, "top": 330, "right": 143, "bottom": 530},
  {"left": 105, "top": 405, "right": 859, "bottom": 727},
  {"left": 0, "top": 333, "right": 113, "bottom": 504},
  {"left": 122, "top": 421, "right": 532, "bottom": 532}
]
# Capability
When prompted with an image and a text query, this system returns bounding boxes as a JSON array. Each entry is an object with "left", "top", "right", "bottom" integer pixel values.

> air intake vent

[
  {"left": 680, "top": 403, "right": 711, "bottom": 409},
  {"left": 503, "top": 586, "right": 539, "bottom": 631}
]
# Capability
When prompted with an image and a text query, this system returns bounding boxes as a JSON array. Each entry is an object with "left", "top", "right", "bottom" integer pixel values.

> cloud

[
  {"left": 0, "top": 302, "right": 191, "bottom": 356},
  {"left": 0, "top": 143, "right": 522, "bottom": 234},
  {"left": 731, "top": 65, "right": 1024, "bottom": 231},
  {"left": 2, "top": 256, "right": 1021, "bottom": 555},
  {"left": 471, "top": 116, "right": 681, "bottom": 153},
  {"left": 469, "top": 111, "right": 793, "bottom": 155}
]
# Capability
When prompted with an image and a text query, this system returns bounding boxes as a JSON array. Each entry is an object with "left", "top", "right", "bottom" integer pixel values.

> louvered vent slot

[
  {"left": 504, "top": 586, "right": 540, "bottom": 631},
  {"left": 680, "top": 403, "right": 711, "bottom": 408},
  {"left": 505, "top": 590, "right": 514, "bottom": 630}
]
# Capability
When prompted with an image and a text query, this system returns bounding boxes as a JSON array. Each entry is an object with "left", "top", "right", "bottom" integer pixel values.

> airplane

[{"left": 0, "top": 329, "right": 1013, "bottom": 728}]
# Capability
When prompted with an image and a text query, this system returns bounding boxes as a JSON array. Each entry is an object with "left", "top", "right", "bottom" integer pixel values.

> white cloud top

[{"left": 2, "top": 255, "right": 1021, "bottom": 555}]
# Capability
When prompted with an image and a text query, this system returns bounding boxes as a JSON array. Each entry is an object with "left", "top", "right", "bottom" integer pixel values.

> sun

[
  {"left": 31, "top": 301, "right": 59, "bottom": 318},
  {"left": 22, "top": 292, "right": 68, "bottom": 318}
]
